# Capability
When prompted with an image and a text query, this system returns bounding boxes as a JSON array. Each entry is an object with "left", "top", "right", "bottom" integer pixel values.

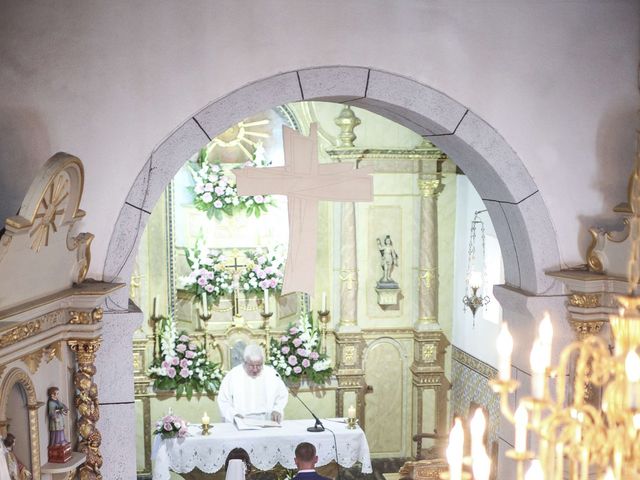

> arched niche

[{"left": 0, "top": 368, "right": 42, "bottom": 479}]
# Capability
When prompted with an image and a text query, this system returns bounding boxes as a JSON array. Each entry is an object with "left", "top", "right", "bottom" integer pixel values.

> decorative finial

[{"left": 334, "top": 106, "right": 361, "bottom": 147}]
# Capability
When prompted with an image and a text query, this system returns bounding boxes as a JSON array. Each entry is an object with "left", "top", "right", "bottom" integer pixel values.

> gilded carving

[
  {"left": 570, "top": 320, "right": 605, "bottom": 341},
  {"left": 419, "top": 268, "right": 437, "bottom": 291},
  {"left": 569, "top": 293, "right": 601, "bottom": 308},
  {"left": 342, "top": 345, "right": 356, "bottom": 366},
  {"left": 21, "top": 350, "right": 43, "bottom": 375},
  {"left": 0, "top": 320, "right": 42, "bottom": 348},
  {"left": 421, "top": 344, "right": 436, "bottom": 363},
  {"left": 68, "top": 338, "right": 103, "bottom": 479},
  {"left": 339, "top": 270, "right": 356, "bottom": 290},
  {"left": 69, "top": 307, "right": 103, "bottom": 325},
  {"left": 29, "top": 172, "right": 70, "bottom": 252},
  {"left": 44, "top": 341, "right": 64, "bottom": 363},
  {"left": 68, "top": 231, "right": 94, "bottom": 283}
]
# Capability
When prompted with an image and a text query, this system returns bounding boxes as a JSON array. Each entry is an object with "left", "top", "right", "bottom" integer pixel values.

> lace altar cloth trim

[{"left": 152, "top": 419, "right": 372, "bottom": 480}]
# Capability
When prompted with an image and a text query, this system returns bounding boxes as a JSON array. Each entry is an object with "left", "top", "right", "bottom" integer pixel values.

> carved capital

[
  {"left": 570, "top": 320, "right": 605, "bottom": 341},
  {"left": 418, "top": 176, "right": 443, "bottom": 197},
  {"left": 68, "top": 338, "right": 101, "bottom": 364}
]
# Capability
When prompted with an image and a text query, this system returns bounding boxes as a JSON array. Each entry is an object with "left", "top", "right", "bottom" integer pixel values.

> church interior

[{"left": 0, "top": 2, "right": 638, "bottom": 480}]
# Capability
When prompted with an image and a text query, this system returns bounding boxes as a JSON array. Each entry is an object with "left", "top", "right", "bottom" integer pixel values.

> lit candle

[
  {"left": 514, "top": 404, "right": 528, "bottom": 453},
  {"left": 524, "top": 460, "right": 543, "bottom": 480},
  {"left": 496, "top": 322, "right": 513, "bottom": 381},
  {"left": 263, "top": 287, "right": 270, "bottom": 315},
  {"left": 152, "top": 297, "right": 157, "bottom": 318},
  {"left": 468, "top": 271, "right": 482, "bottom": 290},
  {"left": 470, "top": 408, "right": 486, "bottom": 458},
  {"left": 554, "top": 443, "right": 564, "bottom": 480},
  {"left": 604, "top": 467, "right": 614, "bottom": 480},
  {"left": 614, "top": 450, "right": 622, "bottom": 480},
  {"left": 322, "top": 292, "right": 327, "bottom": 312},
  {"left": 538, "top": 312, "right": 553, "bottom": 368},
  {"left": 446, "top": 418, "right": 464, "bottom": 480},
  {"left": 530, "top": 339, "right": 546, "bottom": 399},
  {"left": 202, "top": 412, "right": 210, "bottom": 425},
  {"left": 473, "top": 453, "right": 491, "bottom": 480},
  {"left": 201, "top": 291, "right": 208, "bottom": 317},
  {"left": 625, "top": 350, "right": 640, "bottom": 408},
  {"left": 347, "top": 405, "right": 356, "bottom": 419}
]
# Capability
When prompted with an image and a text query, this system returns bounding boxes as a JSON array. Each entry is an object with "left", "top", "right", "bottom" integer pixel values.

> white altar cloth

[{"left": 152, "top": 419, "right": 372, "bottom": 480}]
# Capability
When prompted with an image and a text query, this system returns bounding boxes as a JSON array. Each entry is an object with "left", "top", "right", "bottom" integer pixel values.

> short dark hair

[
  {"left": 47, "top": 387, "right": 59, "bottom": 397},
  {"left": 3, "top": 433, "right": 15, "bottom": 448},
  {"left": 295, "top": 442, "right": 316, "bottom": 462},
  {"left": 225, "top": 448, "right": 251, "bottom": 471}
]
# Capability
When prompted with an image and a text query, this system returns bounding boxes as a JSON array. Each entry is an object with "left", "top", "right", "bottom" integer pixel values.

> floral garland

[
  {"left": 182, "top": 244, "right": 286, "bottom": 303},
  {"left": 154, "top": 412, "right": 188, "bottom": 439},
  {"left": 148, "top": 323, "right": 224, "bottom": 400},
  {"left": 189, "top": 143, "right": 276, "bottom": 220},
  {"left": 182, "top": 243, "right": 234, "bottom": 303},
  {"left": 269, "top": 313, "right": 332, "bottom": 385}
]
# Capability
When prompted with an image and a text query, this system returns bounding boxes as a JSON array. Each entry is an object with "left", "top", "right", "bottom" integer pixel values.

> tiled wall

[{"left": 451, "top": 346, "right": 500, "bottom": 443}]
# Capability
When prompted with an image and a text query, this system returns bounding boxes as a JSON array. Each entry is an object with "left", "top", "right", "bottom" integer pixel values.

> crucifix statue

[
  {"left": 225, "top": 254, "right": 246, "bottom": 323},
  {"left": 235, "top": 124, "right": 373, "bottom": 295}
]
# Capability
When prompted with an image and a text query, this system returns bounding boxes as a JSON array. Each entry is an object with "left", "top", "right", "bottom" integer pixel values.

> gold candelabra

[
  {"left": 197, "top": 308, "right": 212, "bottom": 351},
  {"left": 318, "top": 310, "right": 330, "bottom": 354},
  {"left": 444, "top": 139, "right": 640, "bottom": 480},
  {"left": 260, "top": 310, "right": 273, "bottom": 361}
]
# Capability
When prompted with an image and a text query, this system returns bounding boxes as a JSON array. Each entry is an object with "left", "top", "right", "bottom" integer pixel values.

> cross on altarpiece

[
  {"left": 235, "top": 124, "right": 373, "bottom": 295},
  {"left": 225, "top": 254, "right": 246, "bottom": 319}
]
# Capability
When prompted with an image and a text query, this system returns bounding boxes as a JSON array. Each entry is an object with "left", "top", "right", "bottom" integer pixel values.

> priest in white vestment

[{"left": 218, "top": 344, "right": 289, "bottom": 423}]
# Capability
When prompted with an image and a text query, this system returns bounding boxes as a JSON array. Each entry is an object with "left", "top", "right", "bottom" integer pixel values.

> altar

[{"left": 152, "top": 419, "right": 373, "bottom": 480}]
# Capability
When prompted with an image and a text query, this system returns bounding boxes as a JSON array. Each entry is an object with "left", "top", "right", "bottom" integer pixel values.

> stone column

[
  {"left": 339, "top": 201, "right": 359, "bottom": 330},
  {"left": 68, "top": 338, "right": 103, "bottom": 480},
  {"left": 416, "top": 175, "right": 443, "bottom": 329}
]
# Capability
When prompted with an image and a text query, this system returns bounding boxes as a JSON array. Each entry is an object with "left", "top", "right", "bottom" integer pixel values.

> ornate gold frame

[{"left": 0, "top": 368, "right": 42, "bottom": 479}]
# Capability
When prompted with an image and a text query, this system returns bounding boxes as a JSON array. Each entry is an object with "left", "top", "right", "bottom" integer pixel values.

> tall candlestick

[
  {"left": 470, "top": 408, "right": 486, "bottom": 460},
  {"left": 514, "top": 404, "right": 528, "bottom": 453},
  {"left": 321, "top": 292, "right": 327, "bottom": 311},
  {"left": 201, "top": 291, "right": 208, "bottom": 317},
  {"left": 152, "top": 297, "right": 157, "bottom": 318},
  {"left": 347, "top": 405, "right": 356, "bottom": 419},
  {"left": 263, "top": 288, "right": 270, "bottom": 315},
  {"left": 446, "top": 418, "right": 464, "bottom": 480},
  {"left": 496, "top": 322, "right": 513, "bottom": 381},
  {"left": 525, "top": 460, "right": 543, "bottom": 480},
  {"left": 554, "top": 443, "right": 564, "bottom": 480}
]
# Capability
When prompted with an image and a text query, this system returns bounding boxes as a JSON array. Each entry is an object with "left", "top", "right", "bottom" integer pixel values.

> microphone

[{"left": 276, "top": 372, "right": 325, "bottom": 432}]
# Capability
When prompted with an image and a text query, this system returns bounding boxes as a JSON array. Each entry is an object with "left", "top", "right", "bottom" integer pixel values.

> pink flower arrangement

[
  {"left": 154, "top": 413, "right": 188, "bottom": 439},
  {"left": 148, "top": 330, "right": 224, "bottom": 400},
  {"left": 269, "top": 313, "right": 333, "bottom": 385}
]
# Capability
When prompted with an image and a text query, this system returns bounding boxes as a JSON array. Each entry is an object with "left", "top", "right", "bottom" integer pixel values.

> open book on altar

[{"left": 234, "top": 417, "right": 282, "bottom": 430}]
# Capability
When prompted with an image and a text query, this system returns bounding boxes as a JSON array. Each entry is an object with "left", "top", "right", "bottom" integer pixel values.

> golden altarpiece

[
  {"left": 0, "top": 153, "right": 123, "bottom": 479},
  {"left": 131, "top": 103, "right": 457, "bottom": 475}
]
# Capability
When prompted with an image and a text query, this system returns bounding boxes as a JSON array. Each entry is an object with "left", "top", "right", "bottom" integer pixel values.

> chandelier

[
  {"left": 462, "top": 210, "right": 490, "bottom": 323},
  {"left": 445, "top": 140, "right": 640, "bottom": 480}
]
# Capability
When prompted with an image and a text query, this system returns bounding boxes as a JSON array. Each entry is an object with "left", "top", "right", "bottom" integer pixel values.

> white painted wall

[
  {"left": 452, "top": 175, "right": 503, "bottom": 366},
  {"left": 0, "top": 0, "right": 638, "bottom": 279}
]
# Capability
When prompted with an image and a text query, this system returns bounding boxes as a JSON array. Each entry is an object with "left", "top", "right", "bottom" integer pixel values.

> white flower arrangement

[
  {"left": 269, "top": 313, "right": 332, "bottom": 385},
  {"left": 182, "top": 242, "right": 234, "bottom": 303},
  {"left": 243, "top": 245, "right": 286, "bottom": 296},
  {"left": 189, "top": 143, "right": 275, "bottom": 220}
]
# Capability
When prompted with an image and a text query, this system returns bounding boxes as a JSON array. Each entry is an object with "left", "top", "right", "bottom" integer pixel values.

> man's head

[
  {"left": 48, "top": 387, "right": 59, "bottom": 399},
  {"left": 243, "top": 344, "right": 265, "bottom": 378},
  {"left": 294, "top": 442, "right": 318, "bottom": 470}
]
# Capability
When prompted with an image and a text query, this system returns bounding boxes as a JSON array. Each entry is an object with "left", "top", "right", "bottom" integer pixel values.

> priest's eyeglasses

[{"left": 243, "top": 360, "right": 263, "bottom": 377}]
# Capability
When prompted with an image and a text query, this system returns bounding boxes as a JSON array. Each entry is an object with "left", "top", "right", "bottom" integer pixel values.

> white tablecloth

[{"left": 152, "top": 419, "right": 372, "bottom": 480}]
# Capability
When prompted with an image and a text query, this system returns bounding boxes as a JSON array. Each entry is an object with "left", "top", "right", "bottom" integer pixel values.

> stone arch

[
  {"left": 104, "top": 66, "right": 560, "bottom": 299},
  {"left": 0, "top": 367, "right": 41, "bottom": 479}
]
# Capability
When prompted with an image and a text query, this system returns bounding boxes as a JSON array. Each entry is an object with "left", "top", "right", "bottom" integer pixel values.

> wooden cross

[
  {"left": 225, "top": 254, "right": 246, "bottom": 319},
  {"left": 235, "top": 124, "right": 373, "bottom": 295}
]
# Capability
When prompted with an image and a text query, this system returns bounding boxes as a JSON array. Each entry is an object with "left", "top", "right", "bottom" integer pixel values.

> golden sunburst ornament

[
  {"left": 207, "top": 119, "right": 270, "bottom": 160},
  {"left": 29, "top": 173, "right": 69, "bottom": 252}
]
